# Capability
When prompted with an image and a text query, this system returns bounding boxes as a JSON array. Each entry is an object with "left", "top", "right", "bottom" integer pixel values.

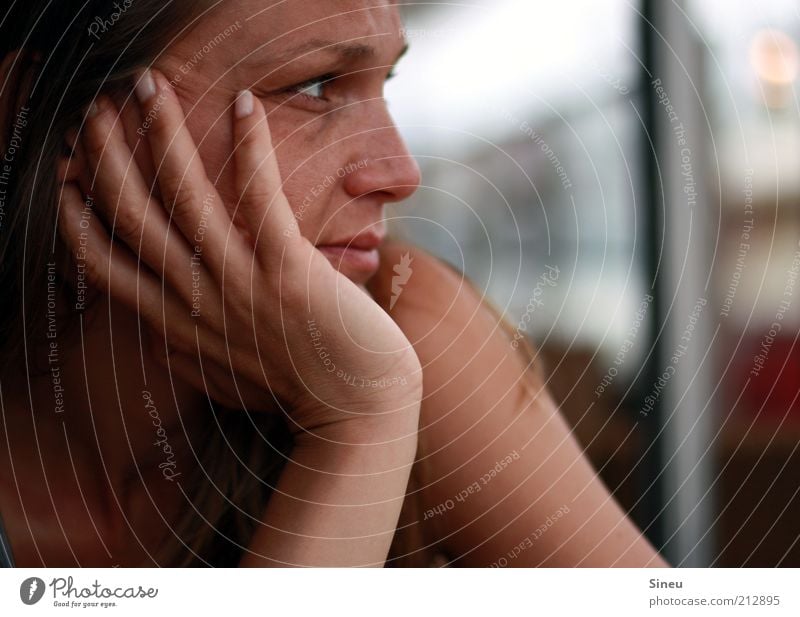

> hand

[{"left": 56, "top": 69, "right": 422, "bottom": 436}]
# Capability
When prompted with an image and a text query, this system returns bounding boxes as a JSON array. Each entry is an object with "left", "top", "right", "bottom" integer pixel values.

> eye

[
  {"left": 272, "top": 69, "right": 397, "bottom": 110},
  {"left": 287, "top": 74, "right": 336, "bottom": 101}
]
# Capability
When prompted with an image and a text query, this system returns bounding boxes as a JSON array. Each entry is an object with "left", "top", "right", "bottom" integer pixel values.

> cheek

[
  {"left": 188, "top": 104, "right": 345, "bottom": 238},
  {"left": 264, "top": 121, "right": 345, "bottom": 235},
  {"left": 198, "top": 123, "right": 326, "bottom": 239},
  {"left": 280, "top": 156, "right": 344, "bottom": 239}
]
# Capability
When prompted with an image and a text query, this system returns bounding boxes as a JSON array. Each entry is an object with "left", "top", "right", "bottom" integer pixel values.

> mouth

[{"left": 316, "top": 230, "right": 385, "bottom": 281}]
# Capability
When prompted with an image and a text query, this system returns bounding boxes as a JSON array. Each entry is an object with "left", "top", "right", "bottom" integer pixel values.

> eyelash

[
  {"left": 286, "top": 73, "right": 337, "bottom": 102},
  {"left": 283, "top": 69, "right": 399, "bottom": 104}
]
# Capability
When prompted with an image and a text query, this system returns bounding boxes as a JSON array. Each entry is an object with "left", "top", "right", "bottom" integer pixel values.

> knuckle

[
  {"left": 169, "top": 185, "right": 201, "bottom": 219},
  {"left": 220, "top": 270, "right": 246, "bottom": 299},
  {"left": 112, "top": 205, "right": 143, "bottom": 241},
  {"left": 241, "top": 182, "right": 273, "bottom": 207},
  {"left": 82, "top": 253, "right": 106, "bottom": 290},
  {"left": 160, "top": 172, "right": 195, "bottom": 209},
  {"left": 222, "top": 279, "right": 253, "bottom": 318}
]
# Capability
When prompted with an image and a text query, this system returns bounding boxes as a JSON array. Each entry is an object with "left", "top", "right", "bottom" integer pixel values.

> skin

[
  {"left": 370, "top": 245, "right": 669, "bottom": 566},
  {"left": 0, "top": 0, "right": 669, "bottom": 566}
]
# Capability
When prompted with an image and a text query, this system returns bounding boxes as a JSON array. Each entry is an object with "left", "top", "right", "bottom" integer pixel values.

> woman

[{"left": 0, "top": 0, "right": 668, "bottom": 567}]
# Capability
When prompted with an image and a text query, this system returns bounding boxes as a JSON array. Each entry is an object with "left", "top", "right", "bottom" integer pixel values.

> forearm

[{"left": 240, "top": 398, "right": 421, "bottom": 567}]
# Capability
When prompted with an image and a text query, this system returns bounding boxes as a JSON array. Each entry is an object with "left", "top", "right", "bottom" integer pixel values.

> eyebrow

[{"left": 265, "top": 38, "right": 409, "bottom": 67}]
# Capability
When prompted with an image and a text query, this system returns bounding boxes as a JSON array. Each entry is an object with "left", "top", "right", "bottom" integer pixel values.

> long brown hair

[{"left": 0, "top": 0, "right": 293, "bottom": 567}]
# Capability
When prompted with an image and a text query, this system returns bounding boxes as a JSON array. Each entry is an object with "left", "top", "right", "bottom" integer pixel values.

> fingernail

[
  {"left": 136, "top": 69, "right": 157, "bottom": 103},
  {"left": 235, "top": 90, "right": 254, "bottom": 119}
]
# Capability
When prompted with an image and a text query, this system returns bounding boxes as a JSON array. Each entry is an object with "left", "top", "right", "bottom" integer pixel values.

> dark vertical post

[{"left": 634, "top": 0, "right": 668, "bottom": 552}]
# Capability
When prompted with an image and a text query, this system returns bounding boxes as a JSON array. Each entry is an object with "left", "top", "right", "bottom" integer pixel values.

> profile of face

[{"left": 113, "top": 0, "right": 420, "bottom": 285}]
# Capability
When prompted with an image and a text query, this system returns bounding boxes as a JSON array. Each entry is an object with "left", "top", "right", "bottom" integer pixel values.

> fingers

[
  {"left": 152, "top": 345, "right": 250, "bottom": 411},
  {"left": 144, "top": 314, "right": 275, "bottom": 410},
  {"left": 231, "top": 90, "right": 300, "bottom": 263},
  {"left": 80, "top": 95, "right": 197, "bottom": 300},
  {"left": 57, "top": 181, "right": 197, "bottom": 344},
  {"left": 135, "top": 68, "right": 246, "bottom": 278}
]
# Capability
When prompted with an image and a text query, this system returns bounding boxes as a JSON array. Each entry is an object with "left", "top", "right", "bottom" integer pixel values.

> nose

[{"left": 341, "top": 105, "right": 421, "bottom": 204}]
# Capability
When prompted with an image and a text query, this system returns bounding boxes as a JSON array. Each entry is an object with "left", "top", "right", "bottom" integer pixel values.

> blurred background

[{"left": 387, "top": 0, "right": 800, "bottom": 567}]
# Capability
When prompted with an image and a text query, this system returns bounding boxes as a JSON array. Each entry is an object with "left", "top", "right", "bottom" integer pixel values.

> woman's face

[{"left": 118, "top": 0, "right": 420, "bottom": 285}]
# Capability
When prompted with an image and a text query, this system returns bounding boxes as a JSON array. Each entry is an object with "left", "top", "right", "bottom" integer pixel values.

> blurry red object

[{"left": 741, "top": 336, "right": 800, "bottom": 422}]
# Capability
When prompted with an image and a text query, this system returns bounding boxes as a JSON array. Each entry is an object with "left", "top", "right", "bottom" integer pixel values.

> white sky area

[
  {"left": 688, "top": 0, "right": 800, "bottom": 43},
  {"left": 388, "top": 0, "right": 800, "bottom": 153},
  {"left": 387, "top": 0, "right": 637, "bottom": 153}
]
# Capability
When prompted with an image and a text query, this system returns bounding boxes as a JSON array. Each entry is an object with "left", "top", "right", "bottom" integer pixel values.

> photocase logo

[
  {"left": 20, "top": 577, "right": 45, "bottom": 605},
  {"left": 390, "top": 253, "right": 414, "bottom": 310}
]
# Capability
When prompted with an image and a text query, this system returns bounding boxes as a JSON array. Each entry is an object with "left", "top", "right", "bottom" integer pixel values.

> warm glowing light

[{"left": 749, "top": 29, "right": 799, "bottom": 86}]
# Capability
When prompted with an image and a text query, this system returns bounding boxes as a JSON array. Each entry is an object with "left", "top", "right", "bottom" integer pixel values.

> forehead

[{"left": 201, "top": 0, "right": 404, "bottom": 55}]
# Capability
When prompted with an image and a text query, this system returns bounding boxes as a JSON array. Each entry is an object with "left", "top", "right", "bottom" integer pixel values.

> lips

[{"left": 316, "top": 230, "right": 385, "bottom": 281}]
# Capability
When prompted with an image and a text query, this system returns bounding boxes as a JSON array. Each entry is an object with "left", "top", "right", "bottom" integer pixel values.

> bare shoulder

[
  {"left": 371, "top": 243, "right": 665, "bottom": 566},
  {"left": 371, "top": 241, "right": 558, "bottom": 561},
  {"left": 369, "top": 239, "right": 547, "bottom": 427},
  {"left": 369, "top": 240, "right": 478, "bottom": 325},
  {"left": 370, "top": 240, "right": 511, "bottom": 343}
]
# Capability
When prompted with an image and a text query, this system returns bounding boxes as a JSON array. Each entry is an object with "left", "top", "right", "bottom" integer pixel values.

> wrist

[
  {"left": 291, "top": 388, "right": 421, "bottom": 441},
  {"left": 290, "top": 396, "right": 420, "bottom": 477},
  {"left": 289, "top": 351, "right": 423, "bottom": 425}
]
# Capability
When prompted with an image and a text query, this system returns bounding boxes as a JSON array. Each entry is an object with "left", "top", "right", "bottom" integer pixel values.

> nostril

[{"left": 340, "top": 151, "right": 421, "bottom": 203}]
